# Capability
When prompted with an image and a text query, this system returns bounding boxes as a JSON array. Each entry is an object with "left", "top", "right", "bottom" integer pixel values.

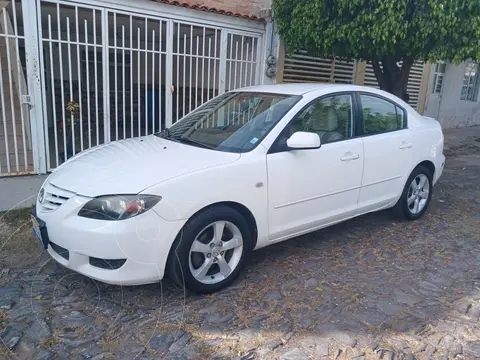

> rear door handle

[
  {"left": 399, "top": 142, "right": 413, "bottom": 149},
  {"left": 341, "top": 152, "right": 360, "bottom": 161}
]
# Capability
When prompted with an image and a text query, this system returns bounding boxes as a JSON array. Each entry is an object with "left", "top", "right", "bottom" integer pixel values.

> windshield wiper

[
  {"left": 156, "top": 127, "right": 169, "bottom": 137},
  {"left": 158, "top": 128, "right": 213, "bottom": 149},
  {"left": 177, "top": 136, "right": 215, "bottom": 149},
  {"left": 158, "top": 128, "right": 180, "bottom": 142}
]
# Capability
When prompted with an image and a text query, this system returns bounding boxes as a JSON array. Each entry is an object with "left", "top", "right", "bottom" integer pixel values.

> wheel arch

[
  {"left": 416, "top": 160, "right": 436, "bottom": 178},
  {"left": 164, "top": 201, "right": 258, "bottom": 292},
  {"left": 404, "top": 159, "right": 436, "bottom": 193},
  {"left": 172, "top": 201, "right": 258, "bottom": 251},
  {"left": 209, "top": 201, "right": 258, "bottom": 250},
  {"left": 392, "top": 159, "right": 435, "bottom": 220},
  {"left": 393, "top": 159, "right": 436, "bottom": 206}
]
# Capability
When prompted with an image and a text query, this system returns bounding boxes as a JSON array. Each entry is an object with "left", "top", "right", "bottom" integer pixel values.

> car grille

[{"left": 39, "top": 182, "right": 76, "bottom": 212}]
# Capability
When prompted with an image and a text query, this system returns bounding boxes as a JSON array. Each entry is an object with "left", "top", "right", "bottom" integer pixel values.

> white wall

[{"left": 425, "top": 62, "right": 480, "bottom": 129}]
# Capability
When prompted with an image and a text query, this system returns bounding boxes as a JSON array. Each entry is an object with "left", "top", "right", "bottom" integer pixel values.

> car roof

[{"left": 232, "top": 83, "right": 372, "bottom": 96}]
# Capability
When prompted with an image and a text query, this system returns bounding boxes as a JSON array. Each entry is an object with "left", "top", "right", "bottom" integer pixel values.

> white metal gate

[
  {"left": 36, "top": 0, "right": 263, "bottom": 171},
  {"left": 0, "top": 0, "right": 43, "bottom": 176}
]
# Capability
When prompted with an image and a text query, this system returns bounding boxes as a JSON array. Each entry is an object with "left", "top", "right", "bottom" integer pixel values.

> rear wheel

[
  {"left": 166, "top": 205, "right": 252, "bottom": 294},
  {"left": 393, "top": 165, "right": 433, "bottom": 220}
]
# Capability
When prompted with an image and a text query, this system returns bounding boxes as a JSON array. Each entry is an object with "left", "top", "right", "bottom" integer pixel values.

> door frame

[{"left": 26, "top": 0, "right": 47, "bottom": 174}]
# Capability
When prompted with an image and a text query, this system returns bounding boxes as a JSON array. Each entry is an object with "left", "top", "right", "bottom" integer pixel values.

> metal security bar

[
  {"left": 38, "top": 1, "right": 105, "bottom": 170},
  {"left": 36, "top": 0, "right": 263, "bottom": 171},
  {"left": 407, "top": 61, "right": 426, "bottom": 109},
  {"left": 108, "top": 11, "right": 168, "bottom": 140},
  {"left": 282, "top": 50, "right": 356, "bottom": 84},
  {"left": 225, "top": 33, "right": 260, "bottom": 91},
  {"left": 172, "top": 22, "right": 221, "bottom": 123},
  {"left": 0, "top": 0, "right": 34, "bottom": 176}
]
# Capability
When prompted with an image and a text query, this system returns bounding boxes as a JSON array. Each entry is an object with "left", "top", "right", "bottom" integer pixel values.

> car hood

[{"left": 48, "top": 135, "right": 240, "bottom": 197}]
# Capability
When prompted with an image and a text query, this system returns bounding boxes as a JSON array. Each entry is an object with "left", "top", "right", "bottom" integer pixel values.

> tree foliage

[{"left": 273, "top": 0, "right": 480, "bottom": 99}]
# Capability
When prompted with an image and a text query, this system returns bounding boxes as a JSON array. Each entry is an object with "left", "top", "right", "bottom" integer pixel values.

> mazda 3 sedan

[{"left": 33, "top": 84, "right": 445, "bottom": 293}]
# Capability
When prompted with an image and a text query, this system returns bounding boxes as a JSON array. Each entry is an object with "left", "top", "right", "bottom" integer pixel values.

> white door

[
  {"left": 357, "top": 93, "right": 413, "bottom": 212},
  {"left": 267, "top": 93, "right": 364, "bottom": 241}
]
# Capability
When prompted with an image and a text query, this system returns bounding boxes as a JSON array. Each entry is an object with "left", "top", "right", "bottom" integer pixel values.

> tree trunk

[{"left": 371, "top": 56, "right": 413, "bottom": 102}]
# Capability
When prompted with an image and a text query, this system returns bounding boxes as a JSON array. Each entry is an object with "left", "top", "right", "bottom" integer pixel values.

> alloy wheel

[
  {"left": 407, "top": 174, "right": 430, "bottom": 214},
  {"left": 188, "top": 221, "right": 244, "bottom": 284}
]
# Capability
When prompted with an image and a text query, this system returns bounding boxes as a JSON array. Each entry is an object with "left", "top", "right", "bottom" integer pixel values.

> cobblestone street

[{"left": 1, "top": 127, "right": 480, "bottom": 360}]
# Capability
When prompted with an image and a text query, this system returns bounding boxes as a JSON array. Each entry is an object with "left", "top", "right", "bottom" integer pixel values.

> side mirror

[{"left": 286, "top": 131, "right": 321, "bottom": 150}]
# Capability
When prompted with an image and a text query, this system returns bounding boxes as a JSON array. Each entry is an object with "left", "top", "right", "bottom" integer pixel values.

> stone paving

[{"left": 1, "top": 127, "right": 480, "bottom": 360}]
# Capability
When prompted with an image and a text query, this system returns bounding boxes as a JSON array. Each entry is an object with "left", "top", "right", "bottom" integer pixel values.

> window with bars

[
  {"left": 432, "top": 63, "right": 446, "bottom": 94},
  {"left": 460, "top": 62, "right": 480, "bottom": 102}
]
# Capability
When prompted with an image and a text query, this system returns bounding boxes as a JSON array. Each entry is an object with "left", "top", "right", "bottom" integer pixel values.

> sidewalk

[{"left": 0, "top": 174, "right": 47, "bottom": 211}]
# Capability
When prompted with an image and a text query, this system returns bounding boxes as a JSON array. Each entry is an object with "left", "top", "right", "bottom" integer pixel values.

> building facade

[
  {"left": 424, "top": 61, "right": 480, "bottom": 129},
  {"left": 1, "top": 0, "right": 436, "bottom": 179}
]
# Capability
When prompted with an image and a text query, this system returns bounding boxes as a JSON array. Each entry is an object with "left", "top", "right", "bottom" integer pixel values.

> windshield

[{"left": 157, "top": 92, "right": 301, "bottom": 153}]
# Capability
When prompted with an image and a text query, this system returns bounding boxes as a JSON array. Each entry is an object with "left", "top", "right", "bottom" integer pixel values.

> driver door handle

[{"left": 341, "top": 152, "right": 360, "bottom": 161}]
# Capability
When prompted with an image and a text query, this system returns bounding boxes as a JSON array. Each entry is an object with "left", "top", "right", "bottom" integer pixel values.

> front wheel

[
  {"left": 166, "top": 205, "right": 252, "bottom": 294},
  {"left": 393, "top": 165, "right": 433, "bottom": 220}
]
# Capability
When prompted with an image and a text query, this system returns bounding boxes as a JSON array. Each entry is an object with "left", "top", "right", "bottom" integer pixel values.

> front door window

[{"left": 291, "top": 94, "right": 354, "bottom": 144}]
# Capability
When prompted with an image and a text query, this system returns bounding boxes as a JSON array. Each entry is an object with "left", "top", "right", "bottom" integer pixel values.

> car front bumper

[
  {"left": 434, "top": 154, "right": 446, "bottom": 185},
  {"left": 35, "top": 191, "right": 186, "bottom": 286}
]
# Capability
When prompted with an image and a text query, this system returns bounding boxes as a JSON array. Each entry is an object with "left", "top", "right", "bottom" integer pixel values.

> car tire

[
  {"left": 393, "top": 165, "right": 434, "bottom": 220},
  {"left": 166, "top": 205, "right": 252, "bottom": 294}
]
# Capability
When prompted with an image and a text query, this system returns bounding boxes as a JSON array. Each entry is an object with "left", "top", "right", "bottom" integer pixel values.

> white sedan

[{"left": 32, "top": 84, "right": 445, "bottom": 293}]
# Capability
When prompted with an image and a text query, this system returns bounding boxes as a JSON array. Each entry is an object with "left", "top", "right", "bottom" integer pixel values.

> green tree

[{"left": 273, "top": 0, "right": 480, "bottom": 99}]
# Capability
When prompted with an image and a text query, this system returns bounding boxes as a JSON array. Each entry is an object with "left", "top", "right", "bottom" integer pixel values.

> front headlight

[{"left": 78, "top": 195, "right": 161, "bottom": 221}]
